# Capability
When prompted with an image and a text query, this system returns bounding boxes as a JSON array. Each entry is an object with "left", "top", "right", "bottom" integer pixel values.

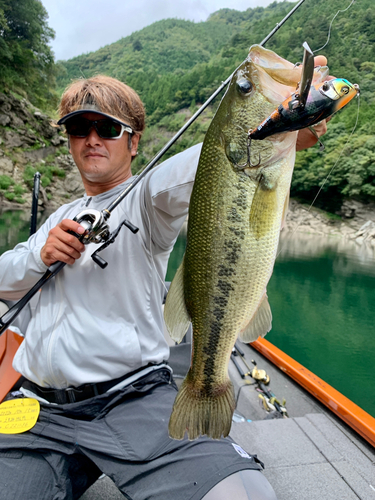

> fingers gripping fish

[{"left": 164, "top": 45, "right": 329, "bottom": 440}]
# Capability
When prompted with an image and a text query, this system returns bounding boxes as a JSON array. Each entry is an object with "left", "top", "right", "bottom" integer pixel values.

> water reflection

[
  {"left": 0, "top": 210, "right": 30, "bottom": 254},
  {"left": 0, "top": 209, "right": 49, "bottom": 255},
  {"left": 278, "top": 231, "right": 375, "bottom": 272}
]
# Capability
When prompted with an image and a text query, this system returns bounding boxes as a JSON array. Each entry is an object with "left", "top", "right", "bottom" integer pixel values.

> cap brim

[{"left": 57, "top": 109, "right": 133, "bottom": 134}]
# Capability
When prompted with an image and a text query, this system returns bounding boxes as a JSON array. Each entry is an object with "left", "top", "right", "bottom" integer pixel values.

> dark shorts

[{"left": 0, "top": 368, "right": 263, "bottom": 500}]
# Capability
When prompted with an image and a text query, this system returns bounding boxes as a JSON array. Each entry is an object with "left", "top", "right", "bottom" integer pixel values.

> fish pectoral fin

[
  {"left": 238, "top": 293, "right": 272, "bottom": 343},
  {"left": 164, "top": 256, "right": 191, "bottom": 344},
  {"left": 281, "top": 190, "right": 290, "bottom": 231}
]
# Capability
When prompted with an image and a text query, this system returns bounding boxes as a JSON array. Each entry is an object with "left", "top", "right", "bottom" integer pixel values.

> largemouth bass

[{"left": 164, "top": 45, "right": 328, "bottom": 440}]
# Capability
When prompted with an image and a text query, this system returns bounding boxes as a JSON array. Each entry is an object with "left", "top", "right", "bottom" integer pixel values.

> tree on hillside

[{"left": 0, "top": 0, "right": 57, "bottom": 108}]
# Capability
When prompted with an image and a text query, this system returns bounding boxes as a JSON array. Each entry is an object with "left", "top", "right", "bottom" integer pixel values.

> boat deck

[
  {"left": 230, "top": 343, "right": 375, "bottom": 500},
  {"left": 81, "top": 342, "right": 375, "bottom": 500}
]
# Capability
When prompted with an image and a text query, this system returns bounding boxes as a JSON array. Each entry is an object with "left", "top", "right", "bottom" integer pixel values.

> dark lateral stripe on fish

[
  {"left": 202, "top": 324, "right": 220, "bottom": 393},
  {"left": 227, "top": 207, "right": 242, "bottom": 223},
  {"left": 201, "top": 224, "right": 243, "bottom": 393},
  {"left": 223, "top": 240, "right": 241, "bottom": 265},
  {"left": 217, "top": 279, "right": 235, "bottom": 295},
  {"left": 213, "top": 295, "right": 229, "bottom": 307},
  {"left": 228, "top": 227, "right": 245, "bottom": 239},
  {"left": 232, "top": 176, "right": 249, "bottom": 209},
  {"left": 202, "top": 284, "right": 232, "bottom": 393},
  {"left": 218, "top": 264, "right": 236, "bottom": 277}
]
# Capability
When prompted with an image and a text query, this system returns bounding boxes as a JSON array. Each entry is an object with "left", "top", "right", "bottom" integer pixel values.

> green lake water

[
  {"left": 1, "top": 210, "right": 374, "bottom": 418},
  {"left": 166, "top": 223, "right": 375, "bottom": 419}
]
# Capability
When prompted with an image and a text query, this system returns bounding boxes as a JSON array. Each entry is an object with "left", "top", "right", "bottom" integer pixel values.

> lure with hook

[
  {"left": 250, "top": 77, "right": 359, "bottom": 142},
  {"left": 240, "top": 75, "right": 359, "bottom": 166},
  {"left": 235, "top": 42, "right": 359, "bottom": 170},
  {"left": 249, "top": 42, "right": 360, "bottom": 143}
]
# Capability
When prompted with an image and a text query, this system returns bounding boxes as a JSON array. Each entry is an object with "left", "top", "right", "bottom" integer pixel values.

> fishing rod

[
  {"left": 231, "top": 344, "right": 287, "bottom": 418},
  {"left": 0, "top": 172, "right": 42, "bottom": 334},
  {"left": 0, "top": 0, "right": 309, "bottom": 335},
  {"left": 29, "top": 172, "right": 41, "bottom": 236}
]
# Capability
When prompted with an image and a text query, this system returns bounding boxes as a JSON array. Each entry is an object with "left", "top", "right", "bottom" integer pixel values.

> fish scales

[{"left": 164, "top": 45, "right": 327, "bottom": 440}]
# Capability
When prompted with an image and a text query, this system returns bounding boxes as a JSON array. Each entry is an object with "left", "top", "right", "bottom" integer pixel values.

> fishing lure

[
  {"left": 249, "top": 77, "right": 359, "bottom": 141},
  {"left": 242, "top": 42, "right": 360, "bottom": 166}
]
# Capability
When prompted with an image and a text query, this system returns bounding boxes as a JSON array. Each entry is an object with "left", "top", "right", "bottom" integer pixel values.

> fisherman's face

[{"left": 69, "top": 112, "right": 139, "bottom": 196}]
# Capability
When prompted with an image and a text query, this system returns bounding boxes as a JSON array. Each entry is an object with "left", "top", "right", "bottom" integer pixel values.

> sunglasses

[{"left": 64, "top": 117, "right": 133, "bottom": 140}]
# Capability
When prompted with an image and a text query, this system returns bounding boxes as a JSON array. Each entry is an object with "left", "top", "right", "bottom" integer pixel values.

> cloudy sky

[{"left": 41, "top": 0, "right": 279, "bottom": 61}]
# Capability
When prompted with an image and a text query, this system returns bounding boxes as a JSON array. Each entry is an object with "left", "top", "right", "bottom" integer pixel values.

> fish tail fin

[{"left": 169, "top": 374, "right": 235, "bottom": 440}]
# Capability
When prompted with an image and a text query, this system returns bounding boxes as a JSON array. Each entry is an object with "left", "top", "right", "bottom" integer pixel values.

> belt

[{"left": 22, "top": 363, "right": 166, "bottom": 405}]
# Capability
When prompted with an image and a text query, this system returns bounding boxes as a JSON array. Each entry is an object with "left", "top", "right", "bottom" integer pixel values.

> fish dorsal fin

[
  {"left": 164, "top": 256, "right": 191, "bottom": 344},
  {"left": 238, "top": 293, "right": 272, "bottom": 343}
]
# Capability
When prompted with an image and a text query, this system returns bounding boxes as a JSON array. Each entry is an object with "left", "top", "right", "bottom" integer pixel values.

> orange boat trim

[
  {"left": 0, "top": 329, "right": 23, "bottom": 403},
  {"left": 252, "top": 337, "right": 375, "bottom": 448}
]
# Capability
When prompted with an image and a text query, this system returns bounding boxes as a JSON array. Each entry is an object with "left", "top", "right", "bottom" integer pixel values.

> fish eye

[
  {"left": 341, "top": 86, "right": 350, "bottom": 94},
  {"left": 237, "top": 78, "right": 253, "bottom": 94}
]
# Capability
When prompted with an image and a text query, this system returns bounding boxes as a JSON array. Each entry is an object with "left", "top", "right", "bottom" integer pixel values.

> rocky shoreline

[
  {"left": 284, "top": 199, "right": 375, "bottom": 247},
  {"left": 0, "top": 91, "right": 85, "bottom": 211}
]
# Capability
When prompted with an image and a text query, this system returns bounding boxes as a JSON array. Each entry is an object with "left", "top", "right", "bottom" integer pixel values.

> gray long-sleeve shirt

[{"left": 0, "top": 144, "right": 201, "bottom": 388}]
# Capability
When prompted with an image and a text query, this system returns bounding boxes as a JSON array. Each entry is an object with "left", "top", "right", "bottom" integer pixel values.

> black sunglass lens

[
  {"left": 96, "top": 120, "right": 122, "bottom": 138},
  {"left": 65, "top": 118, "right": 91, "bottom": 137}
]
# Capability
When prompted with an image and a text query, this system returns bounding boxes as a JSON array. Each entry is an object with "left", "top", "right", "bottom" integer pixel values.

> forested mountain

[
  {"left": 0, "top": 0, "right": 56, "bottom": 108},
  {"left": 1, "top": 0, "right": 374, "bottom": 211}
]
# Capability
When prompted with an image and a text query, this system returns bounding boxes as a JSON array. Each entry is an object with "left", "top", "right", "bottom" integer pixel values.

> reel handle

[{"left": 91, "top": 254, "right": 108, "bottom": 269}]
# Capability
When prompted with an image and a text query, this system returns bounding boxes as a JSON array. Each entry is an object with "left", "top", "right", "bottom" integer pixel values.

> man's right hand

[{"left": 41, "top": 219, "right": 86, "bottom": 267}]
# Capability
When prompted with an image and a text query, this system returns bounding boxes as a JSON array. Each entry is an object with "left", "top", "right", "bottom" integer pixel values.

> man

[{"left": 0, "top": 63, "right": 327, "bottom": 499}]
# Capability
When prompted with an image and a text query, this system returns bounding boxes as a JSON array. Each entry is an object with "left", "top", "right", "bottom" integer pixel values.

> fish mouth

[
  {"left": 249, "top": 45, "right": 300, "bottom": 86},
  {"left": 248, "top": 45, "right": 329, "bottom": 107}
]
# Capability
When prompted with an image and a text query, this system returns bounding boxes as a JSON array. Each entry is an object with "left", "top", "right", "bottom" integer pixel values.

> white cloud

[{"left": 41, "top": 0, "right": 278, "bottom": 60}]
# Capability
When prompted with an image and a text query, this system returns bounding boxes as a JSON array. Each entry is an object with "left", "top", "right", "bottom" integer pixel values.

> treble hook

[{"left": 235, "top": 130, "right": 261, "bottom": 169}]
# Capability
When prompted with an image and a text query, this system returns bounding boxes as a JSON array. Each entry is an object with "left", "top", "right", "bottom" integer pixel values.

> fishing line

[
  {"left": 313, "top": 0, "right": 356, "bottom": 53},
  {"left": 276, "top": 94, "right": 360, "bottom": 260},
  {"left": 305, "top": 95, "right": 360, "bottom": 214}
]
